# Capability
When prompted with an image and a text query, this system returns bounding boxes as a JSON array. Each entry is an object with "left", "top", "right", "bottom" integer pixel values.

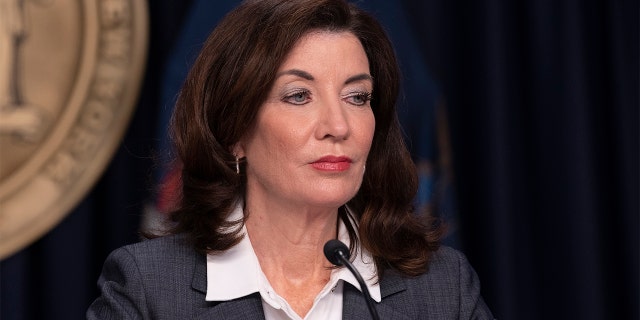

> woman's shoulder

[
  {"left": 429, "top": 245, "right": 471, "bottom": 271},
  {"left": 381, "top": 246, "right": 480, "bottom": 301},
  {"left": 98, "top": 233, "right": 205, "bottom": 297},
  {"left": 119, "top": 233, "right": 193, "bottom": 254},
  {"left": 89, "top": 235, "right": 210, "bottom": 318},
  {"left": 381, "top": 246, "right": 494, "bottom": 319},
  {"left": 408, "top": 245, "right": 479, "bottom": 285},
  {"left": 381, "top": 245, "right": 478, "bottom": 289},
  {"left": 106, "top": 233, "right": 201, "bottom": 271}
]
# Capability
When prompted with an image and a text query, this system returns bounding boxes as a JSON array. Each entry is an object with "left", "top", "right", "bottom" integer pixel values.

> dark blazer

[{"left": 87, "top": 234, "right": 494, "bottom": 319}]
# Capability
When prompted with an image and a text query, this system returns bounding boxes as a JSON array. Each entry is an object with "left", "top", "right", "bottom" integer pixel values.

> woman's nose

[{"left": 315, "top": 98, "right": 350, "bottom": 141}]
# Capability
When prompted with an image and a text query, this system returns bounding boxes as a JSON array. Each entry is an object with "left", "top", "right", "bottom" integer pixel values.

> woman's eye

[
  {"left": 345, "top": 92, "right": 372, "bottom": 106},
  {"left": 283, "top": 90, "right": 311, "bottom": 105}
]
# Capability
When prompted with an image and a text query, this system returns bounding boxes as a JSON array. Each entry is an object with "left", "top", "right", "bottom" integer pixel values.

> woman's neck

[
  {"left": 244, "top": 200, "right": 338, "bottom": 269},
  {"left": 243, "top": 199, "right": 339, "bottom": 317}
]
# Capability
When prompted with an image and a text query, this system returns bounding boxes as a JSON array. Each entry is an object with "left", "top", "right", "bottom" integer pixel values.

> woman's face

[{"left": 236, "top": 31, "right": 375, "bottom": 210}]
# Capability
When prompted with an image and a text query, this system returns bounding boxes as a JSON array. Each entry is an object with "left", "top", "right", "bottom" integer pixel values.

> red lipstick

[{"left": 311, "top": 156, "right": 352, "bottom": 172}]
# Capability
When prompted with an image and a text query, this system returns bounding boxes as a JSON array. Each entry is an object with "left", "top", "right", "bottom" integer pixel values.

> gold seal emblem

[{"left": 0, "top": 0, "right": 148, "bottom": 259}]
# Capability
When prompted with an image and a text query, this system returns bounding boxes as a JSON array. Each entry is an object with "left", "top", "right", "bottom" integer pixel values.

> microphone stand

[{"left": 324, "top": 240, "right": 380, "bottom": 320}]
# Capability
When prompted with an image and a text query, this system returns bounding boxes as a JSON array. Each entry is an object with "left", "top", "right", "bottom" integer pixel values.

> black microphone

[{"left": 323, "top": 239, "right": 380, "bottom": 320}]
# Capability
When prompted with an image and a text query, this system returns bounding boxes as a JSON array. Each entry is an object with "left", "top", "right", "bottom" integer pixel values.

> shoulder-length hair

[{"left": 168, "top": 0, "right": 442, "bottom": 276}]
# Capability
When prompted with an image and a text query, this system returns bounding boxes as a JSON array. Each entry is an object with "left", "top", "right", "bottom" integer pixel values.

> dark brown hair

[{"left": 168, "top": 0, "right": 442, "bottom": 276}]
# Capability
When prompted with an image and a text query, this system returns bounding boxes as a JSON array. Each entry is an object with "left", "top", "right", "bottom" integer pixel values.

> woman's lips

[{"left": 311, "top": 156, "right": 352, "bottom": 171}]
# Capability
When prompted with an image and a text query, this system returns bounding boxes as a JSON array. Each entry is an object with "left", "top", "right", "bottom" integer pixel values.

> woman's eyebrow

[
  {"left": 344, "top": 73, "right": 373, "bottom": 85},
  {"left": 276, "top": 69, "right": 314, "bottom": 80},
  {"left": 276, "top": 70, "right": 372, "bottom": 85}
]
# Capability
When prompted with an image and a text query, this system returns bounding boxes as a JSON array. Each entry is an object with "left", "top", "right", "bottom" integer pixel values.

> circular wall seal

[{"left": 0, "top": 0, "right": 148, "bottom": 259}]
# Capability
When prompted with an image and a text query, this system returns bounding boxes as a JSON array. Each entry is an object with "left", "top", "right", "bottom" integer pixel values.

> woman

[{"left": 88, "top": 0, "right": 494, "bottom": 319}]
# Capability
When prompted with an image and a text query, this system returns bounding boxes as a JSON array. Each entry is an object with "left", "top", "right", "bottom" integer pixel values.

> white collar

[{"left": 205, "top": 202, "right": 381, "bottom": 302}]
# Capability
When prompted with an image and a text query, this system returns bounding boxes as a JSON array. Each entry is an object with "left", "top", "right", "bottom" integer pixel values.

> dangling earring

[{"left": 235, "top": 156, "right": 240, "bottom": 174}]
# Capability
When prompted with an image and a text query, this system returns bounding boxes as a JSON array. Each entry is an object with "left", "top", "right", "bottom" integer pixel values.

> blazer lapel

[
  {"left": 191, "top": 252, "right": 208, "bottom": 294},
  {"left": 342, "top": 271, "right": 412, "bottom": 320},
  {"left": 191, "top": 254, "right": 265, "bottom": 319},
  {"left": 193, "top": 252, "right": 410, "bottom": 319},
  {"left": 193, "top": 293, "right": 265, "bottom": 320}
]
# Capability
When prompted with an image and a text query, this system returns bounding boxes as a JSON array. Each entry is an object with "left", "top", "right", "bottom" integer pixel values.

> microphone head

[{"left": 323, "top": 239, "right": 350, "bottom": 266}]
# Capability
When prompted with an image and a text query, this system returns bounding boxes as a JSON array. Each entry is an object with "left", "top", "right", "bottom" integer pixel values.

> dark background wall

[{"left": 1, "top": 0, "right": 637, "bottom": 319}]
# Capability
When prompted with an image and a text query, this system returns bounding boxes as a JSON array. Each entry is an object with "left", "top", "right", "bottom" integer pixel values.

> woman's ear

[{"left": 231, "top": 143, "right": 245, "bottom": 159}]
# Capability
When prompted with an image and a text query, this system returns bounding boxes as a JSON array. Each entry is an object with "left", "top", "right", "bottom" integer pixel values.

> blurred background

[{"left": 1, "top": 0, "right": 637, "bottom": 319}]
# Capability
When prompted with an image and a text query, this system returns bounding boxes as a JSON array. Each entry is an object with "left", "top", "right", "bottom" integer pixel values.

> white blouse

[{"left": 205, "top": 203, "right": 381, "bottom": 320}]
